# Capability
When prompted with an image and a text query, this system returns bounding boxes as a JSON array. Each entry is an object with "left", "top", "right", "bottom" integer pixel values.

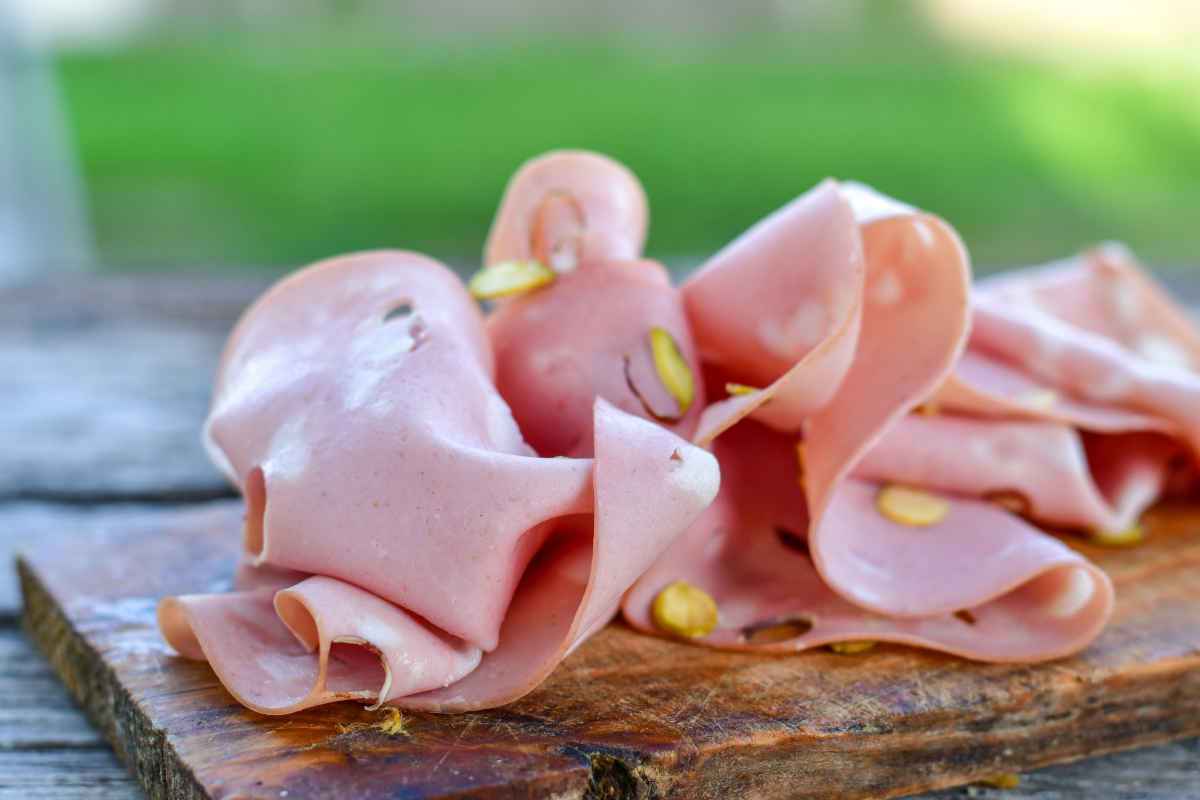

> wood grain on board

[
  {"left": 15, "top": 499, "right": 1200, "bottom": 800},
  {"left": 0, "top": 275, "right": 266, "bottom": 501}
]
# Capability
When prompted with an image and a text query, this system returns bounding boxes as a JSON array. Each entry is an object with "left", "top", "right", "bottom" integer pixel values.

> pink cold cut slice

[
  {"left": 933, "top": 349, "right": 1173, "bottom": 434},
  {"left": 936, "top": 246, "right": 1200, "bottom": 445},
  {"left": 856, "top": 414, "right": 1178, "bottom": 534},
  {"left": 158, "top": 252, "right": 718, "bottom": 714},
  {"left": 628, "top": 179, "right": 1114, "bottom": 659},
  {"left": 483, "top": 150, "right": 649, "bottom": 272},
  {"left": 622, "top": 420, "right": 1113, "bottom": 662},
  {"left": 482, "top": 150, "right": 703, "bottom": 456},
  {"left": 683, "top": 179, "right": 866, "bottom": 444},
  {"left": 485, "top": 258, "right": 704, "bottom": 457}
]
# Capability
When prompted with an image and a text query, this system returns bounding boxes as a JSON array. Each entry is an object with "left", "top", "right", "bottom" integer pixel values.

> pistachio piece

[
  {"left": 829, "top": 640, "right": 877, "bottom": 655},
  {"left": 917, "top": 401, "right": 940, "bottom": 417},
  {"left": 876, "top": 485, "right": 950, "bottom": 527},
  {"left": 1091, "top": 523, "right": 1144, "bottom": 547},
  {"left": 980, "top": 773, "right": 1020, "bottom": 789},
  {"left": 725, "top": 382, "right": 760, "bottom": 397},
  {"left": 795, "top": 441, "right": 807, "bottom": 487},
  {"left": 467, "top": 260, "right": 556, "bottom": 300},
  {"left": 649, "top": 327, "right": 695, "bottom": 415},
  {"left": 652, "top": 580, "right": 718, "bottom": 639},
  {"left": 742, "top": 617, "right": 813, "bottom": 645}
]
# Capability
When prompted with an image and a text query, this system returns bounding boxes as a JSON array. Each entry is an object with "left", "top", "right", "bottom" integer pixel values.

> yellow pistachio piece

[
  {"left": 876, "top": 485, "right": 950, "bottom": 527},
  {"left": 1090, "top": 523, "right": 1144, "bottom": 548},
  {"left": 649, "top": 327, "right": 695, "bottom": 415},
  {"left": 795, "top": 441, "right": 807, "bottom": 487},
  {"left": 652, "top": 580, "right": 718, "bottom": 639},
  {"left": 467, "top": 260, "right": 556, "bottom": 300},
  {"left": 980, "top": 773, "right": 1021, "bottom": 789},
  {"left": 829, "top": 640, "right": 877, "bottom": 655},
  {"left": 725, "top": 382, "right": 760, "bottom": 397},
  {"left": 1016, "top": 389, "right": 1058, "bottom": 410}
]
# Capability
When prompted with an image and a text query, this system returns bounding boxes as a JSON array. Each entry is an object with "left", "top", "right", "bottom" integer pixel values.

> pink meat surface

[
  {"left": 484, "top": 150, "right": 648, "bottom": 273},
  {"left": 159, "top": 251, "right": 718, "bottom": 714},
  {"left": 684, "top": 180, "right": 866, "bottom": 444},
  {"left": 482, "top": 152, "right": 703, "bottom": 455},
  {"left": 924, "top": 249, "right": 1200, "bottom": 540},
  {"left": 936, "top": 246, "right": 1200, "bottom": 442},
  {"left": 625, "top": 180, "right": 1120, "bottom": 662},
  {"left": 621, "top": 420, "right": 1112, "bottom": 662},
  {"left": 856, "top": 415, "right": 1177, "bottom": 534},
  {"left": 486, "top": 258, "right": 703, "bottom": 456},
  {"left": 159, "top": 151, "right": 1200, "bottom": 715}
]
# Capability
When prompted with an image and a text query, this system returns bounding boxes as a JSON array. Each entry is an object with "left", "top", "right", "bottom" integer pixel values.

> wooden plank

[
  {"left": 921, "top": 737, "right": 1200, "bottom": 799},
  {"left": 0, "top": 619, "right": 1194, "bottom": 800},
  {"left": 0, "top": 501, "right": 241, "bottom": 619},
  {"left": 16, "top": 501, "right": 1200, "bottom": 799},
  {"left": 0, "top": 507, "right": 1195, "bottom": 799},
  {"left": 0, "top": 749, "right": 141, "bottom": 800},
  {"left": 0, "top": 276, "right": 267, "bottom": 501},
  {"left": 0, "top": 626, "right": 105, "bottom": 748}
]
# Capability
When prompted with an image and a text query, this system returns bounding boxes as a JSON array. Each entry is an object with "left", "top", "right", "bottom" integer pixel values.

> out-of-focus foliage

[{"left": 54, "top": 23, "right": 1200, "bottom": 272}]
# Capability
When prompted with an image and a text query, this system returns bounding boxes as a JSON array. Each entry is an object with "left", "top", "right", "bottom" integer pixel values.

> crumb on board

[
  {"left": 332, "top": 707, "right": 411, "bottom": 737},
  {"left": 375, "top": 707, "right": 411, "bottom": 736}
]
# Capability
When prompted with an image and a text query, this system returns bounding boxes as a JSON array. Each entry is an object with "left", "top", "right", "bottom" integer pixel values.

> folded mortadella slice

[
  {"left": 160, "top": 251, "right": 719, "bottom": 714},
  {"left": 964, "top": 297, "right": 1200, "bottom": 453},
  {"left": 933, "top": 349, "right": 1172, "bottom": 434},
  {"left": 623, "top": 420, "right": 1113, "bottom": 662},
  {"left": 484, "top": 150, "right": 648, "bottom": 272},
  {"left": 629, "top": 180, "right": 1115, "bottom": 656},
  {"left": 682, "top": 179, "right": 865, "bottom": 444},
  {"left": 982, "top": 243, "right": 1200, "bottom": 369},
  {"left": 934, "top": 245, "right": 1200, "bottom": 440},
  {"left": 485, "top": 259, "right": 704, "bottom": 456},
  {"left": 855, "top": 414, "right": 1178, "bottom": 535},
  {"left": 798, "top": 188, "right": 1110, "bottom": 621}
]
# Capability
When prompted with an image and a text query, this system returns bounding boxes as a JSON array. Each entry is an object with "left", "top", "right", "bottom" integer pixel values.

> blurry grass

[{"left": 54, "top": 31, "right": 1200, "bottom": 273}]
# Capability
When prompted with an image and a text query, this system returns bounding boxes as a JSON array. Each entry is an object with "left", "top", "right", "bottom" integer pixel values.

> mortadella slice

[
  {"left": 934, "top": 245, "right": 1200, "bottom": 443},
  {"left": 159, "top": 252, "right": 719, "bottom": 714},
  {"left": 855, "top": 414, "right": 1178, "bottom": 535},
  {"left": 482, "top": 151, "right": 703, "bottom": 455},
  {"left": 628, "top": 179, "right": 1115, "bottom": 658},
  {"left": 965, "top": 296, "right": 1200, "bottom": 453},
  {"left": 485, "top": 259, "right": 704, "bottom": 456},
  {"left": 683, "top": 180, "right": 865, "bottom": 444},
  {"left": 933, "top": 349, "right": 1172, "bottom": 434},
  {"left": 622, "top": 420, "right": 1113, "bottom": 662},
  {"left": 484, "top": 150, "right": 649, "bottom": 273},
  {"left": 404, "top": 399, "right": 719, "bottom": 712},
  {"left": 981, "top": 243, "right": 1200, "bottom": 369}
]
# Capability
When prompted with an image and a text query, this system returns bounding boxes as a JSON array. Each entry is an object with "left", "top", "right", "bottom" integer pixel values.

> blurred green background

[{"left": 32, "top": 1, "right": 1200, "bottom": 273}]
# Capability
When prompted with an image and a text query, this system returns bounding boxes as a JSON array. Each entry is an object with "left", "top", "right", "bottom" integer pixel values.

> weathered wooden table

[{"left": 2, "top": 274, "right": 1198, "bottom": 799}]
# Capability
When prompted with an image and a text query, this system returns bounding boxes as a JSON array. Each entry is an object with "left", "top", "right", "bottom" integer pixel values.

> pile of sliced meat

[{"left": 159, "top": 151, "right": 1200, "bottom": 715}]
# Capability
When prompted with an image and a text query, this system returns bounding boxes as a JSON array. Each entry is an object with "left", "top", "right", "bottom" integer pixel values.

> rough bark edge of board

[{"left": 17, "top": 557, "right": 209, "bottom": 800}]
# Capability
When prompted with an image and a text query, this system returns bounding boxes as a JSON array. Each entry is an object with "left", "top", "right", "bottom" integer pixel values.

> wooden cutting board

[{"left": 16, "top": 501, "right": 1200, "bottom": 800}]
